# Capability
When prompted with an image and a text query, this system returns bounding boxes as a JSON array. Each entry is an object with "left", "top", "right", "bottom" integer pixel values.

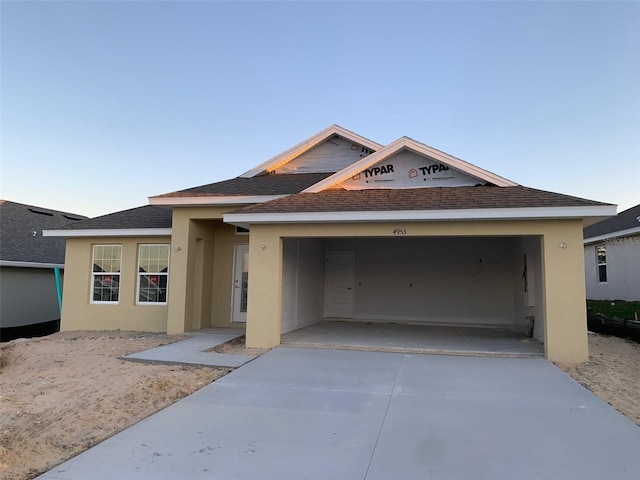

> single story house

[
  {"left": 583, "top": 204, "right": 640, "bottom": 302},
  {"left": 0, "top": 200, "right": 87, "bottom": 341},
  {"left": 45, "top": 125, "right": 616, "bottom": 363}
]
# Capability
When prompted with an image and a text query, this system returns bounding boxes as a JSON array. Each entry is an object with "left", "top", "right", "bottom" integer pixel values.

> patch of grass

[{"left": 587, "top": 300, "right": 640, "bottom": 321}]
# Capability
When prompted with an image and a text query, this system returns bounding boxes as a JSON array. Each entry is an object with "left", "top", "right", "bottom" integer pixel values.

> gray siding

[{"left": 0, "top": 266, "right": 62, "bottom": 328}]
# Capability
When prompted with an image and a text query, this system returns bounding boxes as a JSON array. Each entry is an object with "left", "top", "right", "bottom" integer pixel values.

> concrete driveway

[{"left": 38, "top": 347, "right": 640, "bottom": 479}]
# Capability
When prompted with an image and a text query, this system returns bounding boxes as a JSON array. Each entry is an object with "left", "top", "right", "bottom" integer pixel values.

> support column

[
  {"left": 542, "top": 221, "right": 589, "bottom": 363},
  {"left": 245, "top": 225, "right": 283, "bottom": 348},
  {"left": 166, "top": 212, "right": 192, "bottom": 334}
]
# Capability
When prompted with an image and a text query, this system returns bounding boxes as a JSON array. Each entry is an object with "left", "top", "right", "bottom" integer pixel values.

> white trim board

[
  {"left": 43, "top": 228, "right": 172, "bottom": 238},
  {"left": 224, "top": 205, "right": 617, "bottom": 225},
  {"left": 584, "top": 226, "right": 640, "bottom": 245},
  {"left": 0, "top": 260, "right": 64, "bottom": 269}
]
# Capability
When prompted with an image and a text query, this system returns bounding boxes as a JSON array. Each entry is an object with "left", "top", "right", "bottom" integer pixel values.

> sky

[{"left": 2, "top": 0, "right": 639, "bottom": 218}]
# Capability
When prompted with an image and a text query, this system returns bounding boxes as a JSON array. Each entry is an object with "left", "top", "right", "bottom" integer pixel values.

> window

[
  {"left": 137, "top": 244, "right": 169, "bottom": 304},
  {"left": 596, "top": 245, "right": 607, "bottom": 283},
  {"left": 92, "top": 245, "right": 122, "bottom": 303}
]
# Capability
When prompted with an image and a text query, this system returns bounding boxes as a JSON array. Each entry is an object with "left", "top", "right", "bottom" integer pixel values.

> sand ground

[{"left": 1, "top": 331, "right": 638, "bottom": 480}]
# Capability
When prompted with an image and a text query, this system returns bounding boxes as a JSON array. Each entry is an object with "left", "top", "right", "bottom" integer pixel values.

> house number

[{"left": 392, "top": 228, "right": 407, "bottom": 236}]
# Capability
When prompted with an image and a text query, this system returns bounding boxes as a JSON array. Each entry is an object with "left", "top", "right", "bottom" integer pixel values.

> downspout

[{"left": 54, "top": 266, "right": 63, "bottom": 315}]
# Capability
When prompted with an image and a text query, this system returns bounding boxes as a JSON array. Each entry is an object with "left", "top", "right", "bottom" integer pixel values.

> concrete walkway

[
  {"left": 38, "top": 347, "right": 639, "bottom": 479},
  {"left": 123, "top": 329, "right": 257, "bottom": 368}
]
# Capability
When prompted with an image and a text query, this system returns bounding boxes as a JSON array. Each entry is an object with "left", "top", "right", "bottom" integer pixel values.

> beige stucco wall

[
  {"left": 166, "top": 207, "right": 248, "bottom": 334},
  {"left": 60, "top": 236, "right": 171, "bottom": 332},
  {"left": 245, "top": 219, "right": 589, "bottom": 364}
]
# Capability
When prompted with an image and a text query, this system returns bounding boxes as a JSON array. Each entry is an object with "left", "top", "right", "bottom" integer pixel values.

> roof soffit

[
  {"left": 303, "top": 137, "right": 518, "bottom": 192},
  {"left": 239, "top": 125, "right": 383, "bottom": 178}
]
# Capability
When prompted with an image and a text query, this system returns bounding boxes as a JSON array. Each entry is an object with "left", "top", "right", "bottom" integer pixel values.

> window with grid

[
  {"left": 596, "top": 245, "right": 607, "bottom": 283},
  {"left": 137, "top": 244, "right": 169, "bottom": 304},
  {"left": 92, "top": 245, "right": 122, "bottom": 303}
]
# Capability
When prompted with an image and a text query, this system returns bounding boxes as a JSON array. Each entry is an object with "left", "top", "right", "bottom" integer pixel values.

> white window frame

[
  {"left": 136, "top": 244, "right": 170, "bottom": 305},
  {"left": 91, "top": 244, "right": 122, "bottom": 304},
  {"left": 596, "top": 244, "right": 607, "bottom": 283}
]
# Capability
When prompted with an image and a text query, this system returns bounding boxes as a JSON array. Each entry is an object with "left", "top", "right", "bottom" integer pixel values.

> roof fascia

[
  {"left": 584, "top": 225, "right": 640, "bottom": 245},
  {"left": 303, "top": 137, "right": 518, "bottom": 193},
  {"left": 224, "top": 204, "right": 616, "bottom": 225},
  {"left": 239, "top": 125, "right": 383, "bottom": 178},
  {"left": 0, "top": 260, "right": 65, "bottom": 269},
  {"left": 149, "top": 194, "right": 287, "bottom": 206},
  {"left": 43, "top": 228, "right": 172, "bottom": 238}
]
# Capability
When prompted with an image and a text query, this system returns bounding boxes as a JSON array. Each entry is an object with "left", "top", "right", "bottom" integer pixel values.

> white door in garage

[{"left": 324, "top": 252, "right": 354, "bottom": 318}]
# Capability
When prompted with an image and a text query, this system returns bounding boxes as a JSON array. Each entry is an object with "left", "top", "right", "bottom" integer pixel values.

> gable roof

[
  {"left": 0, "top": 200, "right": 87, "bottom": 266},
  {"left": 224, "top": 186, "right": 614, "bottom": 224},
  {"left": 304, "top": 136, "right": 518, "bottom": 192},
  {"left": 239, "top": 125, "right": 383, "bottom": 178},
  {"left": 584, "top": 204, "right": 640, "bottom": 243},
  {"left": 149, "top": 172, "right": 332, "bottom": 206},
  {"left": 44, "top": 205, "right": 172, "bottom": 238}
]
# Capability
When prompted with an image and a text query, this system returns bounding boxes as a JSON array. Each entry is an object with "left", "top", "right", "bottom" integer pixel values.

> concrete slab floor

[
  {"left": 123, "top": 328, "right": 257, "bottom": 368},
  {"left": 282, "top": 321, "right": 544, "bottom": 357},
  {"left": 37, "top": 347, "right": 640, "bottom": 480}
]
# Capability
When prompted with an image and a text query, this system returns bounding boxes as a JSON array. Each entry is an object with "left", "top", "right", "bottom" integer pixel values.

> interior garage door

[{"left": 324, "top": 252, "right": 354, "bottom": 318}]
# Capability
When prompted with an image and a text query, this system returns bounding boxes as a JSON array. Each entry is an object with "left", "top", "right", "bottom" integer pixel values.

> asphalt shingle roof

[
  {"left": 53, "top": 205, "right": 172, "bottom": 231},
  {"left": 584, "top": 204, "right": 640, "bottom": 238},
  {"left": 229, "top": 186, "right": 611, "bottom": 215},
  {"left": 0, "top": 200, "right": 87, "bottom": 264},
  {"left": 152, "top": 172, "right": 334, "bottom": 198}
]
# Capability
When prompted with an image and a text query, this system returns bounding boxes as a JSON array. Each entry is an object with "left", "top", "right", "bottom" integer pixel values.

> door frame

[{"left": 231, "top": 244, "right": 249, "bottom": 323}]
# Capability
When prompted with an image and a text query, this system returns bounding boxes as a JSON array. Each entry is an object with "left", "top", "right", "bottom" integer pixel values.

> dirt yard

[
  {"left": 555, "top": 333, "right": 640, "bottom": 426},
  {"left": 0, "top": 331, "right": 231, "bottom": 480},
  {"left": 1, "top": 331, "right": 638, "bottom": 480}
]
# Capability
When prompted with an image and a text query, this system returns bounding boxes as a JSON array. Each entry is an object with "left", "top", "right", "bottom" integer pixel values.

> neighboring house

[
  {"left": 0, "top": 200, "right": 87, "bottom": 341},
  {"left": 44, "top": 125, "right": 616, "bottom": 363},
  {"left": 583, "top": 204, "right": 640, "bottom": 302}
]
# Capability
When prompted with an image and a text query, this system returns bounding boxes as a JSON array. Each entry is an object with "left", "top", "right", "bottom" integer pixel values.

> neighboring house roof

[
  {"left": 43, "top": 205, "right": 172, "bottom": 238},
  {"left": 584, "top": 204, "right": 640, "bottom": 243},
  {"left": 0, "top": 200, "right": 87, "bottom": 266},
  {"left": 223, "top": 186, "right": 614, "bottom": 224}
]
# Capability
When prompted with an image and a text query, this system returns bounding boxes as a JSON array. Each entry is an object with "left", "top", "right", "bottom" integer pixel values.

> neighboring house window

[
  {"left": 92, "top": 245, "right": 122, "bottom": 303},
  {"left": 137, "top": 244, "right": 169, "bottom": 304},
  {"left": 596, "top": 245, "right": 607, "bottom": 283}
]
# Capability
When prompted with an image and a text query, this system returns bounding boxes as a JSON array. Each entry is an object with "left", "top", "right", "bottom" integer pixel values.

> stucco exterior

[
  {"left": 61, "top": 236, "right": 171, "bottom": 332},
  {"left": 46, "top": 125, "right": 615, "bottom": 365},
  {"left": 166, "top": 207, "right": 250, "bottom": 334},
  {"left": 245, "top": 219, "right": 588, "bottom": 363}
]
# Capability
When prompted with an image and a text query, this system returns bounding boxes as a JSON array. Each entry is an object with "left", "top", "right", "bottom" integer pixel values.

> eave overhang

[
  {"left": 0, "top": 260, "right": 65, "bottom": 269},
  {"left": 224, "top": 205, "right": 617, "bottom": 226},
  {"left": 43, "top": 228, "right": 172, "bottom": 238},
  {"left": 584, "top": 226, "right": 640, "bottom": 245},
  {"left": 148, "top": 195, "right": 287, "bottom": 207}
]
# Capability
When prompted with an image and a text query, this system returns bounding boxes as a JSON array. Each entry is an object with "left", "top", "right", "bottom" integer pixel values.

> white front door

[
  {"left": 232, "top": 244, "right": 249, "bottom": 323},
  {"left": 324, "top": 251, "right": 354, "bottom": 318}
]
